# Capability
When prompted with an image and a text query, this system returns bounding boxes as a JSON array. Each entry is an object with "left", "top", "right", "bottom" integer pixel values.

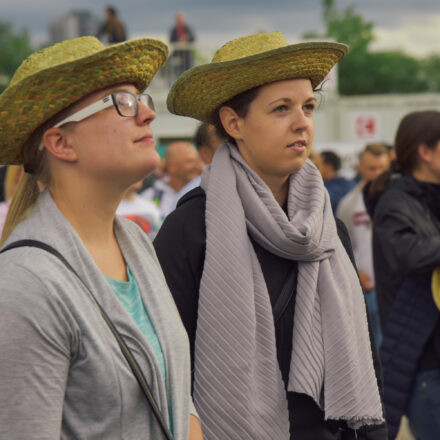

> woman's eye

[
  {"left": 273, "top": 105, "right": 288, "bottom": 113},
  {"left": 303, "top": 103, "right": 315, "bottom": 112}
]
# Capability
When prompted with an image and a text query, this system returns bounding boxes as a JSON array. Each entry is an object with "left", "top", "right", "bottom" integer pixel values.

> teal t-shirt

[{"left": 105, "top": 267, "right": 167, "bottom": 386}]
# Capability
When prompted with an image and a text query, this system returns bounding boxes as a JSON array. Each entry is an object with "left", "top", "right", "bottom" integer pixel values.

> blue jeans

[
  {"left": 407, "top": 369, "right": 440, "bottom": 440},
  {"left": 365, "top": 289, "right": 382, "bottom": 349}
]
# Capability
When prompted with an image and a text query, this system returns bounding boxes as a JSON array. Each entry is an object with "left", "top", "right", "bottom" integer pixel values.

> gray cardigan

[{"left": 0, "top": 191, "right": 195, "bottom": 439}]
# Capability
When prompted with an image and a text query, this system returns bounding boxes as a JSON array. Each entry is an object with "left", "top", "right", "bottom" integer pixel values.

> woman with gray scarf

[{"left": 155, "top": 32, "right": 387, "bottom": 439}]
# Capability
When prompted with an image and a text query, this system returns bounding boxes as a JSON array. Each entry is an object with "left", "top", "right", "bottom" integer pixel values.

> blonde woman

[
  {"left": 155, "top": 32, "right": 387, "bottom": 439},
  {"left": 0, "top": 37, "right": 202, "bottom": 439}
]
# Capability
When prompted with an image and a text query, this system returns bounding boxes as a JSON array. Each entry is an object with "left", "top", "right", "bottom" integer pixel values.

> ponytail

[
  {"left": 0, "top": 173, "right": 40, "bottom": 245},
  {"left": 368, "top": 160, "right": 403, "bottom": 198},
  {"left": 0, "top": 132, "right": 50, "bottom": 246}
]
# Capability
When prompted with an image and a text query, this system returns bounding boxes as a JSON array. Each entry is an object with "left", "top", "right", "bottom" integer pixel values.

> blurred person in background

[
  {"left": 156, "top": 32, "right": 387, "bottom": 440},
  {"left": 320, "top": 150, "right": 356, "bottom": 212},
  {"left": 365, "top": 111, "right": 440, "bottom": 440},
  {"left": 0, "top": 36, "right": 202, "bottom": 439},
  {"left": 168, "top": 12, "right": 195, "bottom": 76},
  {"left": 169, "top": 12, "right": 195, "bottom": 44},
  {"left": 172, "top": 123, "right": 225, "bottom": 209},
  {"left": 194, "top": 122, "right": 224, "bottom": 165},
  {"left": 308, "top": 148, "right": 322, "bottom": 173},
  {"left": 336, "top": 143, "right": 391, "bottom": 349},
  {"left": 116, "top": 180, "right": 161, "bottom": 238},
  {"left": 97, "top": 6, "right": 126, "bottom": 44},
  {"left": 0, "top": 165, "right": 24, "bottom": 234},
  {"left": 141, "top": 140, "right": 201, "bottom": 220},
  {"left": 387, "top": 144, "right": 396, "bottom": 162}
]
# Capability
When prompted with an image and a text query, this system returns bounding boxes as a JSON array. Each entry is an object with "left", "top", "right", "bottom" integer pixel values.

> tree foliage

[
  {"left": 420, "top": 55, "right": 440, "bottom": 92},
  {"left": 0, "top": 22, "right": 33, "bottom": 92},
  {"left": 303, "top": 0, "right": 436, "bottom": 95}
]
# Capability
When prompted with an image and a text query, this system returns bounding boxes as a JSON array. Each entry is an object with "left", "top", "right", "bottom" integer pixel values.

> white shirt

[
  {"left": 116, "top": 194, "right": 161, "bottom": 231},
  {"left": 140, "top": 177, "right": 177, "bottom": 220},
  {"left": 336, "top": 183, "right": 374, "bottom": 280}
]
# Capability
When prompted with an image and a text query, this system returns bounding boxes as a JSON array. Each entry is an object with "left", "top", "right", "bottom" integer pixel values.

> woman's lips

[
  {"left": 287, "top": 141, "right": 306, "bottom": 153},
  {"left": 135, "top": 135, "right": 154, "bottom": 145}
]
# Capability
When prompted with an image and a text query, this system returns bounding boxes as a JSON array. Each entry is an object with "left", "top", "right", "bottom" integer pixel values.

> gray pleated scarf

[{"left": 195, "top": 143, "right": 384, "bottom": 439}]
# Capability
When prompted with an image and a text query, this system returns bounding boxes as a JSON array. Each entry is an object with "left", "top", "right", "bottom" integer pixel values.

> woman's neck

[
  {"left": 51, "top": 186, "right": 118, "bottom": 244},
  {"left": 49, "top": 179, "right": 128, "bottom": 281},
  {"left": 263, "top": 175, "right": 289, "bottom": 206}
]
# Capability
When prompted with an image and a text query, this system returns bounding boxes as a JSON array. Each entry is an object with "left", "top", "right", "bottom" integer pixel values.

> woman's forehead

[{"left": 258, "top": 78, "right": 314, "bottom": 98}]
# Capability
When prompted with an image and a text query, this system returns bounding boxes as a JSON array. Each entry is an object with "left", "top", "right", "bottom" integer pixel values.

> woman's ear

[
  {"left": 418, "top": 143, "right": 433, "bottom": 164},
  {"left": 219, "top": 106, "right": 243, "bottom": 141},
  {"left": 42, "top": 127, "right": 78, "bottom": 163}
]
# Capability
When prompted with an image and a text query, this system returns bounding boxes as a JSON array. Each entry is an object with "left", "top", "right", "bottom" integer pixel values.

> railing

[{"left": 150, "top": 42, "right": 210, "bottom": 93}]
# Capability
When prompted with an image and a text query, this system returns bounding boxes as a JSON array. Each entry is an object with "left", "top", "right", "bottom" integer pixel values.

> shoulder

[
  {"left": 373, "top": 177, "right": 421, "bottom": 222},
  {"left": 154, "top": 187, "right": 206, "bottom": 261},
  {"left": 0, "top": 245, "right": 78, "bottom": 301},
  {"left": 0, "top": 249, "right": 79, "bottom": 347},
  {"left": 158, "top": 187, "right": 206, "bottom": 238}
]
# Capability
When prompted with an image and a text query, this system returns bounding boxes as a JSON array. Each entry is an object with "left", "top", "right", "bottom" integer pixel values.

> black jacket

[
  {"left": 365, "top": 175, "right": 440, "bottom": 329},
  {"left": 365, "top": 175, "right": 440, "bottom": 439},
  {"left": 154, "top": 187, "right": 387, "bottom": 440}
]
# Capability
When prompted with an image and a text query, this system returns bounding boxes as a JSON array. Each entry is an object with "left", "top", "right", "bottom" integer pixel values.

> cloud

[{"left": 372, "top": 14, "right": 440, "bottom": 57}]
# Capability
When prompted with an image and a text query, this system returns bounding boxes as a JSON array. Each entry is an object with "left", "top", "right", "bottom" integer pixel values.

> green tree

[
  {"left": 303, "top": 0, "right": 430, "bottom": 95},
  {"left": 323, "top": 0, "right": 374, "bottom": 53},
  {"left": 0, "top": 22, "right": 33, "bottom": 92},
  {"left": 303, "top": 0, "right": 375, "bottom": 94},
  {"left": 420, "top": 55, "right": 440, "bottom": 92},
  {"left": 340, "top": 51, "right": 428, "bottom": 95}
]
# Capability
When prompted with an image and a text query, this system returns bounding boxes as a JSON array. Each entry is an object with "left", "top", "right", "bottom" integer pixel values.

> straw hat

[
  {"left": 0, "top": 36, "right": 168, "bottom": 165},
  {"left": 167, "top": 31, "right": 348, "bottom": 122}
]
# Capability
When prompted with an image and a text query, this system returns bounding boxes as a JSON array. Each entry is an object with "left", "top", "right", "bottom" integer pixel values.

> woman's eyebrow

[
  {"left": 268, "top": 97, "right": 292, "bottom": 106},
  {"left": 268, "top": 96, "right": 317, "bottom": 106}
]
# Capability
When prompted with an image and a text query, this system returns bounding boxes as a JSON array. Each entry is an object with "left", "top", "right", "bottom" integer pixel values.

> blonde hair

[
  {"left": 4, "top": 165, "right": 23, "bottom": 200},
  {"left": 0, "top": 105, "right": 73, "bottom": 246}
]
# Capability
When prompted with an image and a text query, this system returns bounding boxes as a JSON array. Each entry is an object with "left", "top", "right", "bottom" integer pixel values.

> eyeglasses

[{"left": 54, "top": 91, "right": 155, "bottom": 128}]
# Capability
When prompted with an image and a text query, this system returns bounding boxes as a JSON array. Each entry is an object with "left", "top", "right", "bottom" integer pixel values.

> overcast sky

[{"left": 3, "top": 0, "right": 440, "bottom": 57}]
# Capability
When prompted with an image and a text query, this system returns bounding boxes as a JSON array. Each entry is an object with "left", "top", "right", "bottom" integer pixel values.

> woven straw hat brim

[
  {"left": 0, "top": 38, "right": 168, "bottom": 165},
  {"left": 167, "top": 41, "right": 348, "bottom": 122}
]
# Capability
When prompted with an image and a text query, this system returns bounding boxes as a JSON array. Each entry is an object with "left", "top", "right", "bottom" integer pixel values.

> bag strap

[
  {"left": 273, "top": 265, "right": 297, "bottom": 325},
  {"left": 1, "top": 239, "right": 173, "bottom": 440}
]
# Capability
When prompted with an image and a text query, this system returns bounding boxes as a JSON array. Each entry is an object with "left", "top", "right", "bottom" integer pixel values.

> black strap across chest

[{"left": 1, "top": 239, "right": 174, "bottom": 440}]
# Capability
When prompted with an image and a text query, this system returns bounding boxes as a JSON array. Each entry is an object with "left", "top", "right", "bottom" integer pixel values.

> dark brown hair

[
  {"left": 369, "top": 110, "right": 440, "bottom": 197},
  {"left": 209, "top": 86, "right": 262, "bottom": 143}
]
